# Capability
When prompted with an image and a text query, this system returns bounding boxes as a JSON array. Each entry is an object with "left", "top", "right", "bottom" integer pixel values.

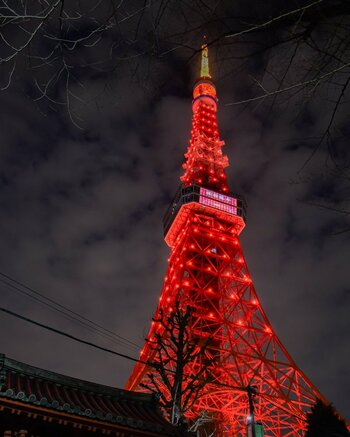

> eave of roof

[{"left": 0, "top": 354, "right": 188, "bottom": 436}]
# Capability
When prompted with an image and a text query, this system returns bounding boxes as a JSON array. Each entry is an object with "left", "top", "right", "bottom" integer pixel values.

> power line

[
  {"left": 0, "top": 305, "right": 230, "bottom": 382},
  {"left": 0, "top": 306, "right": 145, "bottom": 365},
  {"left": 0, "top": 277, "right": 122, "bottom": 347},
  {"left": 0, "top": 277, "right": 140, "bottom": 351},
  {"left": 0, "top": 271, "right": 141, "bottom": 351},
  {"left": 0, "top": 305, "right": 306, "bottom": 422}
]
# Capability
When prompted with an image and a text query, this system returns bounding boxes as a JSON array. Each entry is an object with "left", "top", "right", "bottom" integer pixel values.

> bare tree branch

[
  {"left": 226, "top": 62, "right": 350, "bottom": 106},
  {"left": 225, "top": 0, "right": 325, "bottom": 39},
  {"left": 141, "top": 302, "right": 214, "bottom": 428}
]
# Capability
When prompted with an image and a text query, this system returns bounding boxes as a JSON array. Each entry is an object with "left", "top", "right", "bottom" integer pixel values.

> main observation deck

[{"left": 163, "top": 184, "right": 247, "bottom": 247}]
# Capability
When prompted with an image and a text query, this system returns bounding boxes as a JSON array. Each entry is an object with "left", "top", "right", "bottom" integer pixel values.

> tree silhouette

[
  {"left": 140, "top": 302, "right": 212, "bottom": 428},
  {"left": 305, "top": 399, "right": 349, "bottom": 437}
]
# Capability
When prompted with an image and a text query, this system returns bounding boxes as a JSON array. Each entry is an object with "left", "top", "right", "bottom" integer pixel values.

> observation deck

[{"left": 163, "top": 184, "right": 247, "bottom": 247}]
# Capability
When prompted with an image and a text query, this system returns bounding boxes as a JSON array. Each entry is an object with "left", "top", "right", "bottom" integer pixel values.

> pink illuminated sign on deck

[{"left": 199, "top": 188, "right": 237, "bottom": 215}]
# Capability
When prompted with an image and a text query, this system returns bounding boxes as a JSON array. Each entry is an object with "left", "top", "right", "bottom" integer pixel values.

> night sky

[{"left": 0, "top": 0, "right": 349, "bottom": 422}]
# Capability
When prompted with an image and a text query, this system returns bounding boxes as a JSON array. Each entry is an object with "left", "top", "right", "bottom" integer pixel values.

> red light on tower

[{"left": 126, "top": 44, "right": 328, "bottom": 436}]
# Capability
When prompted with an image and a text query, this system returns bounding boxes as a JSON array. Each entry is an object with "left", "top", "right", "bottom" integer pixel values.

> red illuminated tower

[{"left": 126, "top": 45, "right": 327, "bottom": 436}]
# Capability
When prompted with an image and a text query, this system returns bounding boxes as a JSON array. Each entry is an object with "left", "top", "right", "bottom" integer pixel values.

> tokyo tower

[{"left": 126, "top": 45, "right": 327, "bottom": 436}]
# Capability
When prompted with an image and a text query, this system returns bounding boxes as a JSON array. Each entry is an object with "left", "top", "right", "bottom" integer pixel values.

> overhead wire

[
  {"left": 0, "top": 277, "right": 139, "bottom": 352},
  {"left": 0, "top": 306, "right": 144, "bottom": 364},
  {"left": 0, "top": 305, "right": 307, "bottom": 422},
  {"left": 0, "top": 271, "right": 142, "bottom": 352}
]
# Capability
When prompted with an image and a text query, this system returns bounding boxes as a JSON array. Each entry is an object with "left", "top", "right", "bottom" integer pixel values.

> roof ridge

[{"left": 0, "top": 353, "right": 152, "bottom": 402}]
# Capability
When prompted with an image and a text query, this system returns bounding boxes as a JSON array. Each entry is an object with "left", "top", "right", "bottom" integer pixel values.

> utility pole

[{"left": 246, "top": 385, "right": 257, "bottom": 437}]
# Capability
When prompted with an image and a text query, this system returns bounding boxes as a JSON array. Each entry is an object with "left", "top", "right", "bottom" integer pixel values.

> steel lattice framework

[{"left": 126, "top": 45, "right": 326, "bottom": 436}]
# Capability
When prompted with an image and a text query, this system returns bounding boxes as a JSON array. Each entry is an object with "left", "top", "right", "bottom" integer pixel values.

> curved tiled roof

[{"left": 0, "top": 354, "right": 187, "bottom": 436}]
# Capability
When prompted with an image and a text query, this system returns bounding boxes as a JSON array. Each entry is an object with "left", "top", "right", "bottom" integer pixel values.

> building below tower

[{"left": 0, "top": 353, "right": 190, "bottom": 437}]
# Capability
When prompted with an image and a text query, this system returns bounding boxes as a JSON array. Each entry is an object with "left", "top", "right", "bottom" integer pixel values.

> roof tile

[{"left": 0, "top": 354, "right": 190, "bottom": 436}]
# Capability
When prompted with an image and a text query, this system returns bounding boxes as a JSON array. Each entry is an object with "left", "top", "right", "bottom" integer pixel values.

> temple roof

[{"left": 0, "top": 353, "right": 189, "bottom": 436}]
